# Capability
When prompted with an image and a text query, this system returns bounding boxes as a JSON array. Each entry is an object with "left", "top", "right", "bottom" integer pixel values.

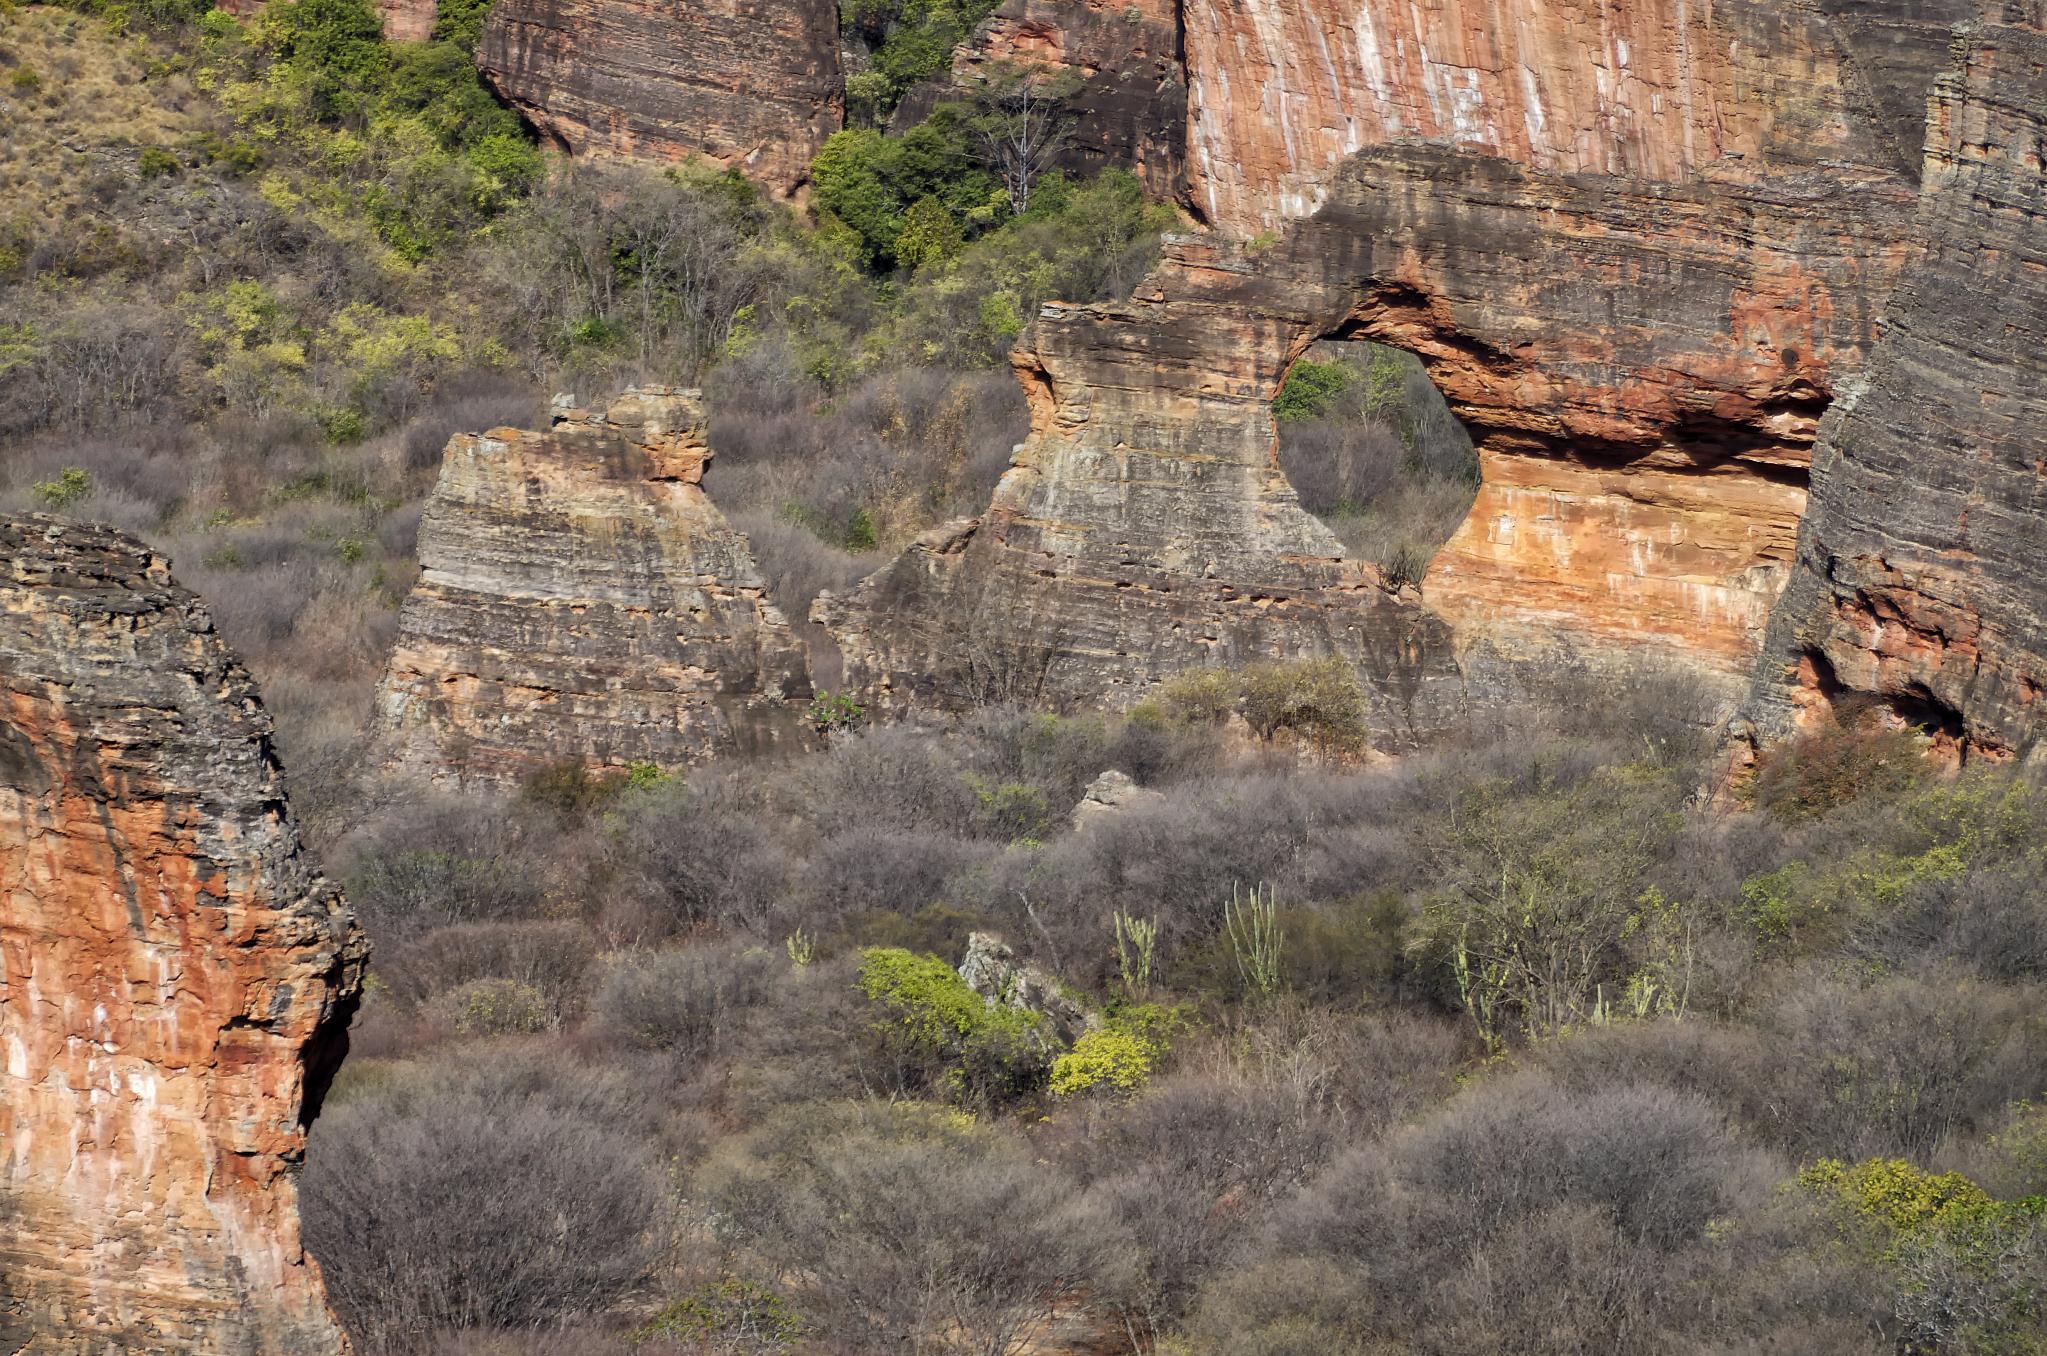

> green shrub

[
  {"left": 32, "top": 467, "right": 92, "bottom": 509},
  {"left": 1239, "top": 657, "right": 1369, "bottom": 752},
  {"left": 438, "top": 977, "right": 550, "bottom": 1035},
  {"left": 1049, "top": 1027, "right": 1155, "bottom": 1097},
  {"left": 856, "top": 946, "right": 1050, "bottom": 1101},
  {"left": 9, "top": 64, "right": 41, "bottom": 95},
  {"left": 1273, "top": 358, "right": 1353, "bottom": 421},
  {"left": 138, "top": 146, "right": 180, "bottom": 177},
  {"left": 637, "top": 1277, "right": 806, "bottom": 1347}
]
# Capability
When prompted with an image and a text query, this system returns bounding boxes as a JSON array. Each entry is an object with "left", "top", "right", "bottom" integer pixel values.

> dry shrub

[{"left": 303, "top": 1053, "right": 672, "bottom": 1353}]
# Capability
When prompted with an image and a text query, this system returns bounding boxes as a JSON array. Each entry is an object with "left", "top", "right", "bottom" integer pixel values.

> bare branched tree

[{"left": 970, "top": 70, "right": 1076, "bottom": 217}]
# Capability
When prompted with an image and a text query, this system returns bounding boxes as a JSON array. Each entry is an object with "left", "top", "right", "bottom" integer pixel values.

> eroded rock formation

[
  {"left": 824, "top": 0, "right": 2015, "bottom": 731},
  {"left": 374, "top": 389, "right": 811, "bottom": 787},
  {"left": 1179, "top": 0, "right": 1963, "bottom": 234},
  {"left": 1745, "top": 24, "right": 2047, "bottom": 762},
  {"left": 477, "top": 0, "right": 841, "bottom": 196},
  {"left": 0, "top": 515, "right": 365, "bottom": 1354},
  {"left": 896, "top": 0, "right": 1187, "bottom": 196}
]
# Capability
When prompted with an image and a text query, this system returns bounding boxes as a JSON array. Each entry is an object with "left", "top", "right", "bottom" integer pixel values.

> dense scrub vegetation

[
  {"left": 307, "top": 673, "right": 2047, "bottom": 1355},
  {"left": 5, "top": 5, "right": 2043, "bottom": 1355}
]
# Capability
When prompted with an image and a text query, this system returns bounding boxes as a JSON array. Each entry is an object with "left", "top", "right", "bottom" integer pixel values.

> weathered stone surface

[
  {"left": 822, "top": 144, "right": 1914, "bottom": 725},
  {"left": 0, "top": 515, "right": 365, "bottom": 1354},
  {"left": 1180, "top": 0, "right": 1955, "bottom": 235},
  {"left": 1071, "top": 768, "right": 1163, "bottom": 828},
  {"left": 895, "top": 0, "right": 1186, "bottom": 196},
  {"left": 375, "top": 389, "right": 811, "bottom": 787},
  {"left": 1744, "top": 25, "right": 2047, "bottom": 762},
  {"left": 477, "top": 0, "right": 842, "bottom": 197},
  {"left": 823, "top": 0, "right": 1968, "bottom": 725},
  {"left": 957, "top": 931, "right": 1095, "bottom": 1044}
]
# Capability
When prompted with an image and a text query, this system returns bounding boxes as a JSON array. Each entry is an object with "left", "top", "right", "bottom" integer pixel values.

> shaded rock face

[
  {"left": 0, "top": 515, "right": 365, "bottom": 1354},
  {"left": 822, "top": 0, "right": 1994, "bottom": 728},
  {"left": 477, "top": 0, "right": 842, "bottom": 197},
  {"left": 896, "top": 0, "right": 1186, "bottom": 196},
  {"left": 375, "top": 389, "right": 811, "bottom": 787},
  {"left": 1744, "top": 25, "right": 2047, "bottom": 762}
]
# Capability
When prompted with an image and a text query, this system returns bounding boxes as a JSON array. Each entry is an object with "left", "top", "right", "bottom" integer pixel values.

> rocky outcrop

[
  {"left": 823, "top": 0, "right": 1976, "bottom": 722},
  {"left": 958, "top": 932, "right": 1096, "bottom": 1044},
  {"left": 1743, "top": 24, "right": 2047, "bottom": 762},
  {"left": 476, "top": 0, "right": 841, "bottom": 197},
  {"left": 1071, "top": 769, "right": 1163, "bottom": 828},
  {"left": 895, "top": 0, "right": 1186, "bottom": 196},
  {"left": 374, "top": 390, "right": 811, "bottom": 787},
  {"left": 1180, "top": 0, "right": 1960, "bottom": 235},
  {"left": 0, "top": 515, "right": 365, "bottom": 1354}
]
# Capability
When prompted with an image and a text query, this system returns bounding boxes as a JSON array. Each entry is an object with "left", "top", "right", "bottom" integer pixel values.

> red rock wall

[
  {"left": 477, "top": 0, "right": 843, "bottom": 197},
  {"left": 1180, "top": 0, "right": 1910, "bottom": 233},
  {"left": 826, "top": 0, "right": 1969, "bottom": 707},
  {"left": 0, "top": 516, "right": 366, "bottom": 1354}
]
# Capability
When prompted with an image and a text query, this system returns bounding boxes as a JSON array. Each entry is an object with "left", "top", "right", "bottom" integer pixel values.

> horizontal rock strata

[
  {"left": 0, "top": 514, "right": 365, "bottom": 1354},
  {"left": 1744, "top": 24, "right": 2047, "bottom": 761},
  {"left": 374, "top": 389, "right": 811, "bottom": 787},
  {"left": 476, "top": 0, "right": 842, "bottom": 196}
]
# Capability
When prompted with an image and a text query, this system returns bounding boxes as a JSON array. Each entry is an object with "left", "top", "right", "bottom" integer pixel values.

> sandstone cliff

[
  {"left": 0, "top": 514, "right": 365, "bottom": 1354},
  {"left": 1744, "top": 23, "right": 2047, "bottom": 762},
  {"left": 375, "top": 390, "right": 811, "bottom": 787},
  {"left": 825, "top": 0, "right": 2022, "bottom": 730},
  {"left": 477, "top": 0, "right": 842, "bottom": 197},
  {"left": 895, "top": 0, "right": 1186, "bottom": 197}
]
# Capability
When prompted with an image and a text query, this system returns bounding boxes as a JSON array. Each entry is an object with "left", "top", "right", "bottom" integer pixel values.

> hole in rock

[{"left": 1273, "top": 340, "right": 1478, "bottom": 588}]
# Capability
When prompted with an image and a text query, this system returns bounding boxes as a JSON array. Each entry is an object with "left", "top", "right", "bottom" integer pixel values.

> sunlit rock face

[
  {"left": 0, "top": 514, "right": 366, "bottom": 1355},
  {"left": 1744, "top": 23, "right": 2047, "bottom": 763},
  {"left": 825, "top": 0, "right": 2015, "bottom": 720},
  {"left": 476, "top": 0, "right": 842, "bottom": 197},
  {"left": 374, "top": 390, "right": 812, "bottom": 788},
  {"left": 1180, "top": 0, "right": 1969, "bottom": 234}
]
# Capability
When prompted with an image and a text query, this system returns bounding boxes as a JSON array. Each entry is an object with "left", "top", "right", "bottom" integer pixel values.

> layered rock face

[
  {"left": 1179, "top": 0, "right": 1953, "bottom": 234},
  {"left": 375, "top": 390, "right": 811, "bottom": 787},
  {"left": 477, "top": 0, "right": 841, "bottom": 196},
  {"left": 1744, "top": 25, "right": 2047, "bottom": 761},
  {"left": 898, "top": 0, "right": 1186, "bottom": 195},
  {"left": 825, "top": 0, "right": 1970, "bottom": 717},
  {"left": 0, "top": 515, "right": 365, "bottom": 1354}
]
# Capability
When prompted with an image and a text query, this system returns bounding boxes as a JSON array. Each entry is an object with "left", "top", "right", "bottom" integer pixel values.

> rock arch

[{"left": 819, "top": 133, "right": 1916, "bottom": 743}]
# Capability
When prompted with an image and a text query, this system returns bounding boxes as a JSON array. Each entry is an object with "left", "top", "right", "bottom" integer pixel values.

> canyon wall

[
  {"left": 1744, "top": 23, "right": 2047, "bottom": 761},
  {"left": 375, "top": 390, "right": 811, "bottom": 788},
  {"left": 825, "top": 0, "right": 1940, "bottom": 716},
  {"left": 895, "top": 0, "right": 1187, "bottom": 196},
  {"left": 0, "top": 515, "right": 364, "bottom": 1354},
  {"left": 1178, "top": 0, "right": 1967, "bottom": 233},
  {"left": 477, "top": 0, "right": 842, "bottom": 196}
]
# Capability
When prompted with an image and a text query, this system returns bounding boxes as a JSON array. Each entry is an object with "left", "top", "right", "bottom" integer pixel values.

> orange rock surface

[{"left": 0, "top": 515, "right": 366, "bottom": 1353}]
